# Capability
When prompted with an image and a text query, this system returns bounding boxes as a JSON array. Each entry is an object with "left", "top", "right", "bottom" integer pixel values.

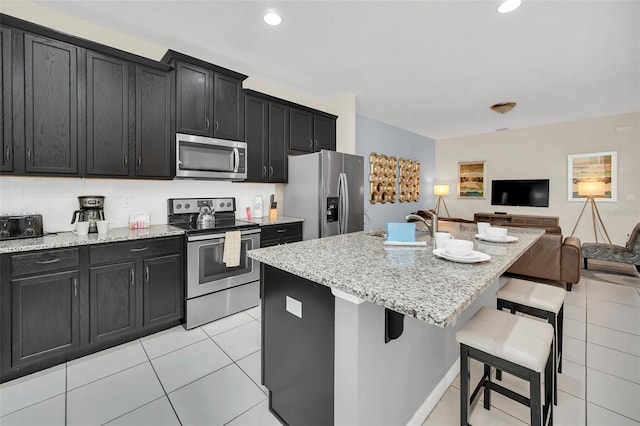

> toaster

[{"left": 0, "top": 214, "right": 44, "bottom": 240}]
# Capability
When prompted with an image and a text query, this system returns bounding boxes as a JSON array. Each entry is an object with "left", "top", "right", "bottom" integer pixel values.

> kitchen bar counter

[
  {"left": 249, "top": 222, "right": 543, "bottom": 327},
  {"left": 0, "top": 225, "right": 184, "bottom": 253}
]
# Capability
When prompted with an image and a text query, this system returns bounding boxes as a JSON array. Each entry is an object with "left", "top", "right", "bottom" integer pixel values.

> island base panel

[{"left": 262, "top": 264, "right": 335, "bottom": 426}]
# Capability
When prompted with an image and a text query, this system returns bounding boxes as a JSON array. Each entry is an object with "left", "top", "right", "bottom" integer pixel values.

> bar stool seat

[
  {"left": 456, "top": 307, "right": 554, "bottom": 426},
  {"left": 497, "top": 277, "right": 566, "bottom": 405}
]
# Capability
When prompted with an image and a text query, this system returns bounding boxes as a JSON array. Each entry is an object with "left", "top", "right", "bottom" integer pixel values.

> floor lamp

[
  {"left": 434, "top": 185, "right": 450, "bottom": 218},
  {"left": 570, "top": 181, "right": 612, "bottom": 244}
]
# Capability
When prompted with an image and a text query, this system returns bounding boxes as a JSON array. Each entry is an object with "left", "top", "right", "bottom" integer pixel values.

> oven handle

[{"left": 187, "top": 228, "right": 261, "bottom": 242}]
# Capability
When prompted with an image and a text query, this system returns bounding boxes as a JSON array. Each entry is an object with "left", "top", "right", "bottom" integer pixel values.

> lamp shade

[
  {"left": 577, "top": 181, "right": 605, "bottom": 197},
  {"left": 434, "top": 185, "right": 450, "bottom": 196}
]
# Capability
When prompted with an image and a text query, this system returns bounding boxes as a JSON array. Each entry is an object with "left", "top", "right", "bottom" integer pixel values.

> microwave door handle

[{"left": 233, "top": 148, "right": 240, "bottom": 173}]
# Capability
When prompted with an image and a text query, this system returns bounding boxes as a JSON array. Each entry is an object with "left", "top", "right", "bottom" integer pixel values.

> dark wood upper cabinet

[
  {"left": 244, "top": 93, "right": 289, "bottom": 183},
  {"left": 162, "top": 50, "right": 247, "bottom": 141},
  {"left": 0, "top": 26, "right": 12, "bottom": 172},
  {"left": 175, "top": 61, "right": 211, "bottom": 137},
  {"left": 85, "top": 51, "right": 129, "bottom": 176},
  {"left": 289, "top": 108, "right": 314, "bottom": 152},
  {"left": 24, "top": 33, "right": 78, "bottom": 175},
  {"left": 135, "top": 66, "right": 172, "bottom": 178},
  {"left": 313, "top": 114, "right": 336, "bottom": 152}
]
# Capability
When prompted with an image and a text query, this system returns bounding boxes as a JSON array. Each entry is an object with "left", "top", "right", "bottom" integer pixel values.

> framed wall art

[
  {"left": 568, "top": 151, "right": 617, "bottom": 202},
  {"left": 458, "top": 161, "right": 485, "bottom": 198}
]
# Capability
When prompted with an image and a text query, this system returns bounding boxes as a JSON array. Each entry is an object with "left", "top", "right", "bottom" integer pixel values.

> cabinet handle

[
  {"left": 124, "top": 156, "right": 128, "bottom": 168},
  {"left": 145, "top": 266, "right": 149, "bottom": 282},
  {"left": 36, "top": 258, "right": 61, "bottom": 265},
  {"left": 130, "top": 268, "right": 134, "bottom": 286},
  {"left": 277, "top": 229, "right": 287, "bottom": 233},
  {"left": 269, "top": 166, "right": 273, "bottom": 177},
  {"left": 137, "top": 156, "right": 141, "bottom": 169},
  {"left": 205, "top": 119, "right": 210, "bottom": 131},
  {"left": 73, "top": 278, "right": 77, "bottom": 297},
  {"left": 262, "top": 165, "right": 267, "bottom": 177},
  {"left": 129, "top": 247, "right": 149, "bottom": 252},
  {"left": 314, "top": 139, "right": 318, "bottom": 151},
  {"left": 27, "top": 148, "right": 32, "bottom": 164},
  {"left": 215, "top": 121, "right": 219, "bottom": 132},
  {"left": 5, "top": 146, "right": 10, "bottom": 163},
  {"left": 309, "top": 139, "right": 313, "bottom": 150}
]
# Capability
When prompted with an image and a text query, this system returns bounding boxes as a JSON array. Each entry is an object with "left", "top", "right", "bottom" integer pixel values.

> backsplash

[{"left": 0, "top": 176, "right": 279, "bottom": 233}]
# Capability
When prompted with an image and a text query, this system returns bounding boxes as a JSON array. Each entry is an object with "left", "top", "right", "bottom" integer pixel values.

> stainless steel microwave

[{"left": 175, "top": 133, "right": 247, "bottom": 180}]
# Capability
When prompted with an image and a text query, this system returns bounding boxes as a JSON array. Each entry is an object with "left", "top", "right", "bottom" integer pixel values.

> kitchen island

[{"left": 248, "top": 222, "right": 544, "bottom": 425}]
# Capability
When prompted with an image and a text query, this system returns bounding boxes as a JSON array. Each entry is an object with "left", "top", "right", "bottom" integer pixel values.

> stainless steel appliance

[
  {"left": 168, "top": 197, "right": 260, "bottom": 329},
  {"left": 284, "top": 150, "right": 364, "bottom": 240},
  {"left": 70, "top": 195, "right": 105, "bottom": 234},
  {"left": 175, "top": 133, "right": 247, "bottom": 180},
  {"left": 0, "top": 214, "right": 43, "bottom": 240}
]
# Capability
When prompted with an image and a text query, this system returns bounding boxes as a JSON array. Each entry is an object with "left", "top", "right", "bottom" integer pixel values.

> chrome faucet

[{"left": 405, "top": 212, "right": 438, "bottom": 237}]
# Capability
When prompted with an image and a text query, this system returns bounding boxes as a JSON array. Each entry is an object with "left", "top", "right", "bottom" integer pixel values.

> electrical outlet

[{"left": 122, "top": 197, "right": 131, "bottom": 208}]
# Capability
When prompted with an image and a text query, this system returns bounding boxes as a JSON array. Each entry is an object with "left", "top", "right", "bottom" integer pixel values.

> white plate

[
  {"left": 433, "top": 248, "right": 491, "bottom": 263},
  {"left": 475, "top": 234, "right": 519, "bottom": 243}
]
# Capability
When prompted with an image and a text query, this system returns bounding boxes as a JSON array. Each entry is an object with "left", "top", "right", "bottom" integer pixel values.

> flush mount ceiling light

[
  {"left": 490, "top": 102, "right": 517, "bottom": 114},
  {"left": 263, "top": 10, "right": 282, "bottom": 26},
  {"left": 498, "top": 0, "right": 522, "bottom": 14}
]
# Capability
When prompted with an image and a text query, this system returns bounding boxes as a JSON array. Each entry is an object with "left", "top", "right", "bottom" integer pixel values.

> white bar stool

[
  {"left": 496, "top": 277, "right": 566, "bottom": 405},
  {"left": 456, "top": 307, "right": 554, "bottom": 426}
]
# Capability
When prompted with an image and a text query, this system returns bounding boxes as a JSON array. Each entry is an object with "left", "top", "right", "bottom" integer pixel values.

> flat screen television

[{"left": 491, "top": 179, "right": 550, "bottom": 207}]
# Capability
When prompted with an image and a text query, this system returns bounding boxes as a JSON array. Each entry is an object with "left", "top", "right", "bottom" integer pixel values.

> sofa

[
  {"left": 504, "top": 224, "right": 582, "bottom": 291},
  {"left": 413, "top": 210, "right": 582, "bottom": 291}
]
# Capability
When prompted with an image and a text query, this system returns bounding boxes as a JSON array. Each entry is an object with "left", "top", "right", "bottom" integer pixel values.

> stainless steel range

[{"left": 168, "top": 197, "right": 260, "bottom": 329}]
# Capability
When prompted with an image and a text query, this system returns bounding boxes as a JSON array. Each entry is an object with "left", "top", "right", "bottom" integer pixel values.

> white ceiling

[{"left": 31, "top": 0, "right": 640, "bottom": 140}]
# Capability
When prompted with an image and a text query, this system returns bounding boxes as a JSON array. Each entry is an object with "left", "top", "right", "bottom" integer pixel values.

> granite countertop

[
  {"left": 247, "top": 216, "right": 304, "bottom": 226},
  {"left": 248, "top": 222, "right": 543, "bottom": 327},
  {"left": 0, "top": 225, "right": 185, "bottom": 254}
]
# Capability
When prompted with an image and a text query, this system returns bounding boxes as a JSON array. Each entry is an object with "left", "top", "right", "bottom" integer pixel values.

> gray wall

[{"left": 355, "top": 114, "right": 436, "bottom": 230}]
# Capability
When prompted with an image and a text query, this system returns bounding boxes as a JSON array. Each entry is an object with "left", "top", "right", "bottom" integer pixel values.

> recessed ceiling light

[
  {"left": 263, "top": 10, "right": 282, "bottom": 26},
  {"left": 498, "top": 0, "right": 522, "bottom": 14}
]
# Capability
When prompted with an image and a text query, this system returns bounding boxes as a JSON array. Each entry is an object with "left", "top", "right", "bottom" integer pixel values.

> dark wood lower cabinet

[
  {"left": 11, "top": 270, "right": 81, "bottom": 368},
  {"left": 89, "top": 262, "right": 137, "bottom": 343},
  {"left": 0, "top": 236, "right": 184, "bottom": 383}
]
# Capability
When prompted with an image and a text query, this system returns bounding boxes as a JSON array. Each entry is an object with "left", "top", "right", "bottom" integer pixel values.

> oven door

[{"left": 187, "top": 229, "right": 260, "bottom": 298}]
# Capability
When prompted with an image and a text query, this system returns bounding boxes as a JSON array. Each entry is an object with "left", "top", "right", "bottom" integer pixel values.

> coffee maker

[{"left": 71, "top": 195, "right": 105, "bottom": 233}]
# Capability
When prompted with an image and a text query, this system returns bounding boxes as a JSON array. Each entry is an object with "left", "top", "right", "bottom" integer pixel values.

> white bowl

[
  {"left": 485, "top": 227, "right": 508, "bottom": 238},
  {"left": 445, "top": 239, "right": 474, "bottom": 257}
]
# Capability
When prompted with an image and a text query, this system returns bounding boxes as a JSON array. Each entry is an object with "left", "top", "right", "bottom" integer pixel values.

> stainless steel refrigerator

[{"left": 284, "top": 150, "right": 364, "bottom": 240}]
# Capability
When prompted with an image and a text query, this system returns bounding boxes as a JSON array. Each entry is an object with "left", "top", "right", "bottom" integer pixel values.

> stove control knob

[
  {"left": 185, "top": 203, "right": 191, "bottom": 209},
  {"left": 176, "top": 203, "right": 182, "bottom": 210},
  {"left": 24, "top": 228, "right": 34, "bottom": 236},
  {"left": 219, "top": 202, "right": 225, "bottom": 208},
  {"left": 226, "top": 202, "right": 232, "bottom": 207}
]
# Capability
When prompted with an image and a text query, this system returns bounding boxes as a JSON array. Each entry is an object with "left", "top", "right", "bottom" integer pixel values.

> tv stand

[{"left": 474, "top": 212, "right": 559, "bottom": 227}]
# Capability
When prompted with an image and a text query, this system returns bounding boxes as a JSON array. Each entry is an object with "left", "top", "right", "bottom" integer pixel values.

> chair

[
  {"left": 456, "top": 307, "right": 554, "bottom": 426},
  {"left": 582, "top": 222, "right": 640, "bottom": 273}
]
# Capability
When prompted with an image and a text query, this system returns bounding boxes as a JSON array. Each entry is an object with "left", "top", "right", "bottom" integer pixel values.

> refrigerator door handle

[{"left": 338, "top": 172, "right": 349, "bottom": 234}]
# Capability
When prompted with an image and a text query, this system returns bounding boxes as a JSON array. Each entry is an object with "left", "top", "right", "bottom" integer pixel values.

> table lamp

[
  {"left": 433, "top": 184, "right": 450, "bottom": 218},
  {"left": 570, "top": 181, "right": 612, "bottom": 243}
]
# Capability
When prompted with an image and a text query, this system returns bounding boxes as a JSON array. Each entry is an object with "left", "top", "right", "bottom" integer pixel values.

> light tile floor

[{"left": 1, "top": 264, "right": 638, "bottom": 425}]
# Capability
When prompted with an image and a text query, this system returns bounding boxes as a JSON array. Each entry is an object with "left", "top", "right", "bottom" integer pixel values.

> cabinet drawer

[
  {"left": 11, "top": 248, "right": 79, "bottom": 277},
  {"left": 261, "top": 222, "right": 302, "bottom": 243},
  {"left": 90, "top": 236, "right": 182, "bottom": 264}
]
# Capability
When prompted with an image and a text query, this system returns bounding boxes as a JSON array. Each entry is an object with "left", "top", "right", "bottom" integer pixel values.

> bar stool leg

[
  {"left": 483, "top": 364, "right": 491, "bottom": 410},
  {"left": 558, "top": 305, "right": 564, "bottom": 374},
  {"left": 530, "top": 371, "right": 542, "bottom": 426},
  {"left": 460, "top": 345, "right": 470, "bottom": 426},
  {"left": 545, "top": 344, "right": 554, "bottom": 426}
]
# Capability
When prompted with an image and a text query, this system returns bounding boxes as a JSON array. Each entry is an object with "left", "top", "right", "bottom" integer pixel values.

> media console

[{"left": 474, "top": 212, "right": 559, "bottom": 227}]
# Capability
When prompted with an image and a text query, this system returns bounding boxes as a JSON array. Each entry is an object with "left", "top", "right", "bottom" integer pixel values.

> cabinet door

[
  {"left": 213, "top": 73, "right": 244, "bottom": 141},
  {"left": 0, "top": 26, "right": 12, "bottom": 172},
  {"left": 86, "top": 51, "right": 129, "bottom": 176},
  {"left": 289, "top": 108, "right": 313, "bottom": 152},
  {"left": 313, "top": 115, "right": 336, "bottom": 152},
  {"left": 268, "top": 102, "right": 288, "bottom": 182},
  {"left": 136, "top": 66, "right": 172, "bottom": 178},
  {"left": 244, "top": 95, "right": 268, "bottom": 182},
  {"left": 143, "top": 253, "right": 183, "bottom": 327},
  {"left": 11, "top": 270, "right": 80, "bottom": 367},
  {"left": 175, "top": 62, "right": 211, "bottom": 136},
  {"left": 89, "top": 262, "right": 137, "bottom": 343},
  {"left": 24, "top": 34, "right": 78, "bottom": 174}
]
